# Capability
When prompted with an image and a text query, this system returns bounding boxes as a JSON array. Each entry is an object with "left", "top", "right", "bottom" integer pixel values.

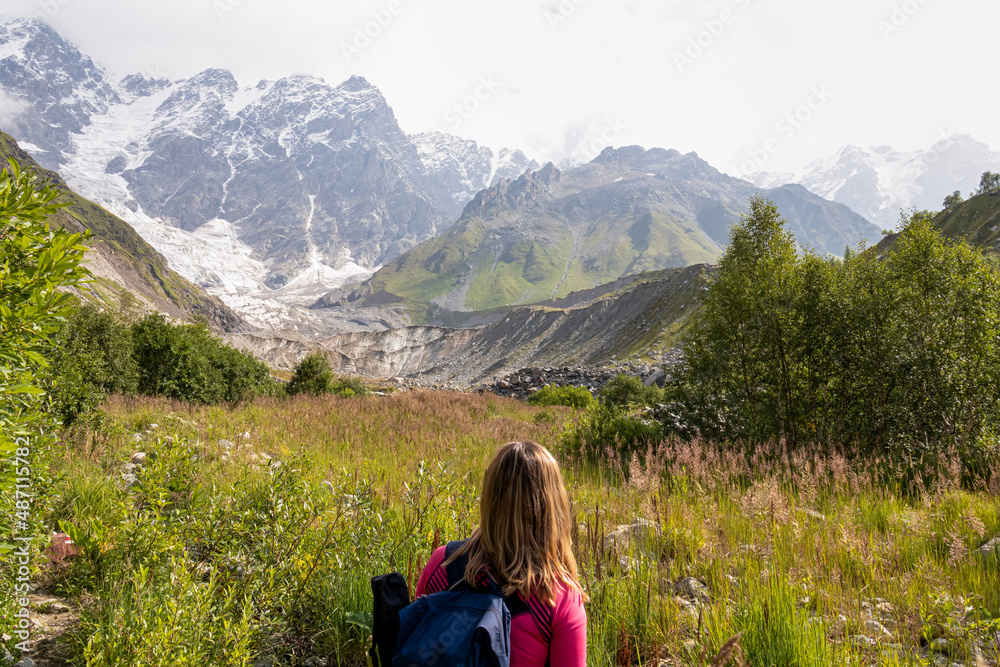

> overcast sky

[{"left": 5, "top": 0, "right": 997, "bottom": 175}]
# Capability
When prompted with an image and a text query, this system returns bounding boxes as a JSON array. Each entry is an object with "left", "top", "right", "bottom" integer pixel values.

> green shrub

[
  {"left": 44, "top": 304, "right": 139, "bottom": 426},
  {"left": 287, "top": 355, "right": 369, "bottom": 399},
  {"left": 332, "top": 376, "right": 371, "bottom": 399},
  {"left": 130, "top": 315, "right": 273, "bottom": 404},
  {"left": 287, "top": 352, "right": 334, "bottom": 397},
  {"left": 562, "top": 404, "right": 662, "bottom": 460},
  {"left": 527, "top": 385, "right": 595, "bottom": 409},
  {"left": 598, "top": 374, "right": 664, "bottom": 409},
  {"left": 0, "top": 159, "right": 90, "bottom": 659}
]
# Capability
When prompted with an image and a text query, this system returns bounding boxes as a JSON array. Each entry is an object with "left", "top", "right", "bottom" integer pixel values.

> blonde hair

[{"left": 448, "top": 441, "right": 586, "bottom": 605}]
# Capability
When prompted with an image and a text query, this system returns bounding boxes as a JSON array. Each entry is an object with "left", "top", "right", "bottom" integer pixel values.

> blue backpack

[{"left": 370, "top": 540, "right": 551, "bottom": 667}]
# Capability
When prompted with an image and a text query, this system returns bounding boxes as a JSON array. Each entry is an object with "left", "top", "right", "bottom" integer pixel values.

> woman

[{"left": 415, "top": 441, "right": 588, "bottom": 666}]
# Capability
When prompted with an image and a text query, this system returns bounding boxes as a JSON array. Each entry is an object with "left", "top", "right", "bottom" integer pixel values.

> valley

[{"left": 2, "top": 6, "right": 1000, "bottom": 667}]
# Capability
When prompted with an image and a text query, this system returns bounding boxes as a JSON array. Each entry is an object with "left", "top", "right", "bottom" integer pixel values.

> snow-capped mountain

[
  {"left": 0, "top": 17, "right": 538, "bottom": 323},
  {"left": 750, "top": 135, "right": 1000, "bottom": 228},
  {"left": 0, "top": 17, "right": 881, "bottom": 332},
  {"left": 411, "top": 131, "right": 539, "bottom": 208}
]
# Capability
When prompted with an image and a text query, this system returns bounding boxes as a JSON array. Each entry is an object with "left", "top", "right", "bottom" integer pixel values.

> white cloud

[
  {"left": 0, "top": 90, "right": 30, "bottom": 127},
  {"left": 1, "top": 0, "right": 997, "bottom": 173}
]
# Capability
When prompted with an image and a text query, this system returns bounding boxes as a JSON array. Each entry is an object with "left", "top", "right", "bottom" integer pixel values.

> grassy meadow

[{"left": 35, "top": 391, "right": 1000, "bottom": 666}]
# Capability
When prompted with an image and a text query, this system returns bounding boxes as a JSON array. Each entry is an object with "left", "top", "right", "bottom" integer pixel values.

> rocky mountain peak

[
  {"left": 750, "top": 135, "right": 1000, "bottom": 226},
  {"left": 341, "top": 74, "right": 376, "bottom": 92},
  {"left": 0, "top": 17, "right": 120, "bottom": 167}
]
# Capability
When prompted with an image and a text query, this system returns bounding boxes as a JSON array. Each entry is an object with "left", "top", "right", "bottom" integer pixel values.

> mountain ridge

[
  {"left": 336, "top": 146, "right": 880, "bottom": 314},
  {"left": 750, "top": 135, "right": 1000, "bottom": 228}
]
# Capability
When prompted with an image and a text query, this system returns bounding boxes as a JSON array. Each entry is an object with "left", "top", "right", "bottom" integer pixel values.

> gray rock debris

[
  {"left": 604, "top": 518, "right": 660, "bottom": 553},
  {"left": 674, "top": 576, "right": 710, "bottom": 602},
  {"left": 865, "top": 619, "right": 893, "bottom": 639},
  {"left": 977, "top": 536, "right": 1000, "bottom": 557}
]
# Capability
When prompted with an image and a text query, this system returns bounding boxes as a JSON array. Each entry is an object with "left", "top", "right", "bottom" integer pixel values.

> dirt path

[{"left": 13, "top": 591, "right": 80, "bottom": 666}]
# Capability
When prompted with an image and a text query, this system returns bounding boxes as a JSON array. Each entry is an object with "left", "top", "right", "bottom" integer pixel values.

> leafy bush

[
  {"left": 0, "top": 159, "right": 90, "bottom": 658},
  {"left": 598, "top": 375, "right": 664, "bottom": 409},
  {"left": 332, "top": 375, "right": 371, "bottom": 399},
  {"left": 44, "top": 304, "right": 139, "bottom": 426},
  {"left": 131, "top": 315, "right": 273, "bottom": 404},
  {"left": 562, "top": 404, "right": 662, "bottom": 460},
  {"left": 526, "top": 385, "right": 595, "bottom": 409},
  {"left": 287, "top": 352, "right": 333, "bottom": 397},
  {"left": 286, "top": 353, "right": 368, "bottom": 398}
]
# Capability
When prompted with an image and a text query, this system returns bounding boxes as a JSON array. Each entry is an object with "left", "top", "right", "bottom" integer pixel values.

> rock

[
  {"left": 131, "top": 433, "right": 144, "bottom": 442},
  {"left": 674, "top": 577, "right": 710, "bottom": 602},
  {"left": 130, "top": 451, "right": 147, "bottom": 465},
  {"left": 121, "top": 473, "right": 139, "bottom": 487},
  {"left": 673, "top": 595, "right": 694, "bottom": 610},
  {"left": 240, "top": 431, "right": 251, "bottom": 439},
  {"left": 218, "top": 439, "right": 235, "bottom": 450},
  {"left": 40, "top": 602, "right": 71, "bottom": 614},
  {"left": 875, "top": 601, "right": 894, "bottom": 615},
  {"left": 848, "top": 635, "right": 878, "bottom": 649},
  {"left": 148, "top": 423, "right": 158, "bottom": 430},
  {"left": 977, "top": 537, "right": 1000, "bottom": 557},
  {"left": 865, "top": 619, "right": 893, "bottom": 639},
  {"left": 15, "top": 658, "right": 35, "bottom": 667},
  {"left": 930, "top": 638, "right": 952, "bottom": 654},
  {"left": 643, "top": 369, "right": 666, "bottom": 387},
  {"left": 604, "top": 518, "right": 660, "bottom": 553},
  {"left": 618, "top": 556, "right": 640, "bottom": 573}
]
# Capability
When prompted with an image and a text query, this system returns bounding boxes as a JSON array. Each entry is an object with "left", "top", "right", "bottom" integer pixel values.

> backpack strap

[{"left": 443, "top": 540, "right": 553, "bottom": 646}]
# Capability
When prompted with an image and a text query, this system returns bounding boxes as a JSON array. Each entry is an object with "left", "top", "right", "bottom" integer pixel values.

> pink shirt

[{"left": 415, "top": 546, "right": 587, "bottom": 667}]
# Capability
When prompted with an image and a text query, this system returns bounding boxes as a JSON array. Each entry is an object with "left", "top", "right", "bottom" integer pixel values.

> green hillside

[
  {"left": 0, "top": 130, "right": 241, "bottom": 330},
  {"left": 876, "top": 189, "right": 1000, "bottom": 260},
  {"left": 351, "top": 148, "right": 877, "bottom": 315},
  {"left": 933, "top": 190, "right": 1000, "bottom": 258}
]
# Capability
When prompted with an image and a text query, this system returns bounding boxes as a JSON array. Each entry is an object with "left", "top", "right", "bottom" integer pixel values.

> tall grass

[{"left": 29, "top": 393, "right": 1000, "bottom": 666}]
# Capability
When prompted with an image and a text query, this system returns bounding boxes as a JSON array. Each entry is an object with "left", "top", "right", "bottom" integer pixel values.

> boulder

[
  {"left": 604, "top": 518, "right": 660, "bottom": 553},
  {"left": 865, "top": 619, "right": 893, "bottom": 639},
  {"left": 847, "top": 635, "right": 878, "bottom": 649},
  {"left": 674, "top": 576, "right": 710, "bottom": 602},
  {"left": 643, "top": 369, "right": 666, "bottom": 387},
  {"left": 977, "top": 536, "right": 1000, "bottom": 557},
  {"left": 929, "top": 637, "right": 952, "bottom": 654}
]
